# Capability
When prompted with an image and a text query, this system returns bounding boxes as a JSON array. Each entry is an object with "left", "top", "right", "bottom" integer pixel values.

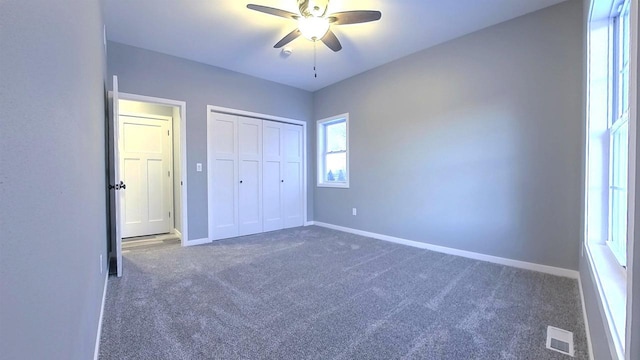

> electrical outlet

[
  {"left": 100, "top": 254, "right": 103, "bottom": 274},
  {"left": 196, "top": 163, "right": 202, "bottom": 172},
  {"left": 352, "top": 208, "right": 357, "bottom": 216}
]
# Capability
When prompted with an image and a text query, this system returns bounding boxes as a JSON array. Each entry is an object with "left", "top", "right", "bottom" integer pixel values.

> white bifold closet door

[
  {"left": 263, "top": 120, "right": 304, "bottom": 231},
  {"left": 208, "top": 113, "right": 263, "bottom": 240},
  {"left": 209, "top": 113, "right": 303, "bottom": 241}
]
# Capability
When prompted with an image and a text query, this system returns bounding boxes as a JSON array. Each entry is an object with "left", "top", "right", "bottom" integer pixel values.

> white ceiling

[{"left": 105, "top": 0, "right": 567, "bottom": 92}]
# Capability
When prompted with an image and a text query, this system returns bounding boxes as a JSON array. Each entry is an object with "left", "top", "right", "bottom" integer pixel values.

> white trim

[
  {"left": 624, "top": 2, "right": 637, "bottom": 360},
  {"left": 316, "top": 113, "right": 350, "bottom": 188},
  {"left": 173, "top": 228, "right": 183, "bottom": 241},
  {"left": 207, "top": 105, "right": 308, "bottom": 232},
  {"left": 118, "top": 111, "right": 172, "bottom": 122},
  {"left": 207, "top": 105, "right": 306, "bottom": 126},
  {"left": 579, "top": 277, "right": 596, "bottom": 360},
  {"left": 313, "top": 222, "right": 579, "bottom": 279},
  {"left": 93, "top": 272, "right": 108, "bottom": 360},
  {"left": 584, "top": 245, "right": 622, "bottom": 359},
  {"left": 182, "top": 237, "right": 211, "bottom": 247},
  {"left": 117, "top": 92, "right": 190, "bottom": 247},
  {"left": 304, "top": 221, "right": 315, "bottom": 226}
]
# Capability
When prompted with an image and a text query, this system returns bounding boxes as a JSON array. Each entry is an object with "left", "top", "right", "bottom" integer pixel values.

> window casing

[
  {"left": 317, "top": 114, "right": 349, "bottom": 188},
  {"left": 608, "top": 0, "right": 631, "bottom": 267}
]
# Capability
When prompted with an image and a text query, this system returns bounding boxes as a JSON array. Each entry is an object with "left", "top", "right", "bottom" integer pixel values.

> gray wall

[
  {"left": 0, "top": 0, "right": 108, "bottom": 359},
  {"left": 107, "top": 42, "right": 314, "bottom": 240},
  {"left": 313, "top": 0, "right": 584, "bottom": 270}
]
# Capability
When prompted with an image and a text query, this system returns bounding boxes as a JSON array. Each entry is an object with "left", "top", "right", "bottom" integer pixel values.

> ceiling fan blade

[
  {"left": 321, "top": 29, "right": 342, "bottom": 52},
  {"left": 328, "top": 10, "right": 382, "bottom": 25},
  {"left": 247, "top": 4, "right": 299, "bottom": 20},
  {"left": 274, "top": 29, "right": 302, "bottom": 48}
]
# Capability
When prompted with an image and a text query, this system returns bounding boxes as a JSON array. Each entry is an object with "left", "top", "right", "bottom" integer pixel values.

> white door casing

[{"left": 119, "top": 114, "right": 173, "bottom": 238}]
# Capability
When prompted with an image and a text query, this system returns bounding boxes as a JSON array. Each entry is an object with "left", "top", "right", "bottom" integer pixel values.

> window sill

[
  {"left": 317, "top": 182, "right": 349, "bottom": 189},
  {"left": 585, "top": 242, "right": 627, "bottom": 358}
]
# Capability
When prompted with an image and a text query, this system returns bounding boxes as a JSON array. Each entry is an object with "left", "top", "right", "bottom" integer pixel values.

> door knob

[
  {"left": 240, "top": 180, "right": 243, "bottom": 184},
  {"left": 119, "top": 181, "right": 126, "bottom": 190}
]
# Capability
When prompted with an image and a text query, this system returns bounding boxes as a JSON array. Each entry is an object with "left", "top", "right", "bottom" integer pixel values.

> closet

[{"left": 208, "top": 112, "right": 304, "bottom": 241}]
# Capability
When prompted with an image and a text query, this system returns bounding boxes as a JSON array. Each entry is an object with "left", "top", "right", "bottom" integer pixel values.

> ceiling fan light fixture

[{"left": 298, "top": 16, "right": 329, "bottom": 41}]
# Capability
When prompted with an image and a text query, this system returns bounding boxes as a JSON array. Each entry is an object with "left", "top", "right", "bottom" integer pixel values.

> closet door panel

[
  {"left": 208, "top": 113, "right": 239, "bottom": 240},
  {"left": 283, "top": 124, "right": 304, "bottom": 228},
  {"left": 238, "top": 117, "right": 263, "bottom": 236},
  {"left": 263, "top": 121, "right": 284, "bottom": 232}
]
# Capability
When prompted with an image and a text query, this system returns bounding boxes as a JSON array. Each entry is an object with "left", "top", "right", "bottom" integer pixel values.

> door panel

[
  {"left": 263, "top": 160, "right": 283, "bottom": 231},
  {"left": 123, "top": 158, "right": 142, "bottom": 224},
  {"left": 238, "top": 117, "right": 262, "bottom": 236},
  {"left": 239, "top": 121, "right": 261, "bottom": 156},
  {"left": 284, "top": 161, "right": 303, "bottom": 228},
  {"left": 262, "top": 120, "right": 284, "bottom": 232},
  {"left": 208, "top": 113, "right": 239, "bottom": 240},
  {"left": 212, "top": 159, "right": 237, "bottom": 238},
  {"left": 147, "top": 159, "right": 164, "bottom": 222},
  {"left": 119, "top": 115, "right": 172, "bottom": 238},
  {"left": 283, "top": 124, "right": 303, "bottom": 228},
  {"left": 239, "top": 159, "right": 261, "bottom": 235}
]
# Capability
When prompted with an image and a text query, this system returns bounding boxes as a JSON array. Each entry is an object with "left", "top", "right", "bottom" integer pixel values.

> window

[
  {"left": 317, "top": 114, "right": 349, "bottom": 188},
  {"left": 608, "top": 0, "right": 631, "bottom": 267},
  {"left": 584, "top": 0, "right": 634, "bottom": 356}
]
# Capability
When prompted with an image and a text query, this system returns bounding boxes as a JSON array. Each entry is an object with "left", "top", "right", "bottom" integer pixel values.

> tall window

[
  {"left": 317, "top": 114, "right": 349, "bottom": 188},
  {"left": 608, "top": 0, "right": 630, "bottom": 267}
]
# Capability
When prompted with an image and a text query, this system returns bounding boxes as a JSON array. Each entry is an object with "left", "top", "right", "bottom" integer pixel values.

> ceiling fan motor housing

[{"left": 298, "top": 0, "right": 329, "bottom": 18}]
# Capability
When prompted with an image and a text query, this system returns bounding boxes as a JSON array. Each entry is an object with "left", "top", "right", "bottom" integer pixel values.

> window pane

[
  {"left": 324, "top": 152, "right": 346, "bottom": 182},
  {"left": 325, "top": 121, "right": 346, "bottom": 152},
  {"left": 609, "top": 119, "right": 628, "bottom": 267},
  {"left": 621, "top": 69, "right": 629, "bottom": 113}
]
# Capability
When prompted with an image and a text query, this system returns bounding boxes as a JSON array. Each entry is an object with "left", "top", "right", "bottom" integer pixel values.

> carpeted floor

[{"left": 99, "top": 226, "right": 588, "bottom": 359}]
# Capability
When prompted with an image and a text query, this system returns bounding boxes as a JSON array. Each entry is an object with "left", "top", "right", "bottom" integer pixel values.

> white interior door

[
  {"left": 111, "top": 75, "right": 123, "bottom": 277},
  {"left": 209, "top": 113, "right": 239, "bottom": 240},
  {"left": 238, "top": 117, "right": 263, "bottom": 236},
  {"left": 283, "top": 123, "right": 304, "bottom": 228},
  {"left": 263, "top": 120, "right": 284, "bottom": 232},
  {"left": 119, "top": 114, "right": 173, "bottom": 238}
]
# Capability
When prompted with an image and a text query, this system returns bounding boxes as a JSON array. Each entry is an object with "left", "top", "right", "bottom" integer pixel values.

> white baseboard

[
  {"left": 313, "top": 221, "right": 579, "bottom": 279},
  {"left": 578, "top": 276, "right": 595, "bottom": 360},
  {"left": 173, "top": 229, "right": 183, "bottom": 241},
  {"left": 182, "top": 237, "right": 211, "bottom": 247},
  {"left": 93, "top": 271, "right": 108, "bottom": 360},
  {"left": 304, "top": 221, "right": 315, "bottom": 226}
]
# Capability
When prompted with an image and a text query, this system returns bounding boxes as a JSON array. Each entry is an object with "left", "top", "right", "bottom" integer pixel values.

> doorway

[
  {"left": 119, "top": 101, "right": 175, "bottom": 238},
  {"left": 109, "top": 78, "right": 189, "bottom": 276}
]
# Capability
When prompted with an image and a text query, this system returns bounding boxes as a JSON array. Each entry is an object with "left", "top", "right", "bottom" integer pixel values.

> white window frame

[
  {"left": 584, "top": 0, "right": 637, "bottom": 358},
  {"left": 608, "top": 0, "right": 631, "bottom": 268},
  {"left": 317, "top": 113, "right": 349, "bottom": 188}
]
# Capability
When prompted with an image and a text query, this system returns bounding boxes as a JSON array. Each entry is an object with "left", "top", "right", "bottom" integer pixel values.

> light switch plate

[{"left": 196, "top": 163, "right": 202, "bottom": 172}]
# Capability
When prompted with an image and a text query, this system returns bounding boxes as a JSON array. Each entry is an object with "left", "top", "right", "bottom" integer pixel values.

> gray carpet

[{"left": 99, "top": 226, "right": 588, "bottom": 359}]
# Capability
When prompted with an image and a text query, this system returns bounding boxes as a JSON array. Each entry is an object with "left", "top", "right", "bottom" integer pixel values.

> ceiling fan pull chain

[{"left": 314, "top": 40, "right": 317, "bottom": 78}]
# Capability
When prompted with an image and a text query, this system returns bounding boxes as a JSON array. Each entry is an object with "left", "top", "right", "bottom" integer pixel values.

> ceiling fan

[{"left": 247, "top": 0, "right": 382, "bottom": 52}]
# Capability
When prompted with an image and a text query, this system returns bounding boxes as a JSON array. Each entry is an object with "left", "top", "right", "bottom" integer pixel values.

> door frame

[
  {"left": 206, "top": 105, "right": 308, "bottom": 243},
  {"left": 114, "top": 92, "right": 190, "bottom": 247}
]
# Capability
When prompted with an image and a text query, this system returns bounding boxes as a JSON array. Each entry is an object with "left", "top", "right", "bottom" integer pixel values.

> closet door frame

[{"left": 206, "top": 105, "right": 308, "bottom": 242}]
